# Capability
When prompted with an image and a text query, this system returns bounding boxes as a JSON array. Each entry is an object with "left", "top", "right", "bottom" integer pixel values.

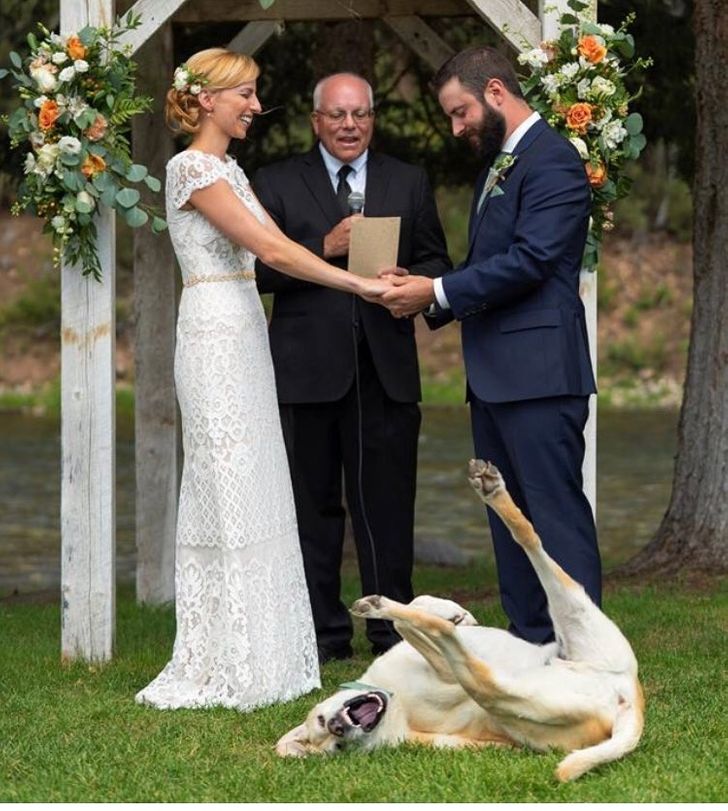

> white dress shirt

[{"left": 319, "top": 143, "right": 368, "bottom": 201}]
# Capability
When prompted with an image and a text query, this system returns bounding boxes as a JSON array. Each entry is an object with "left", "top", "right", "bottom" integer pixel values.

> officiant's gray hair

[
  {"left": 432, "top": 47, "right": 523, "bottom": 100},
  {"left": 312, "top": 73, "right": 374, "bottom": 109}
]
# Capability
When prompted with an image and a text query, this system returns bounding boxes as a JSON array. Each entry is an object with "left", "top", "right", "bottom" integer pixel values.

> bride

[{"left": 135, "top": 48, "right": 390, "bottom": 711}]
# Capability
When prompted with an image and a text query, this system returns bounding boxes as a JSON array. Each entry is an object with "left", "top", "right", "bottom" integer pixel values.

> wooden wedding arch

[{"left": 59, "top": 0, "right": 598, "bottom": 662}]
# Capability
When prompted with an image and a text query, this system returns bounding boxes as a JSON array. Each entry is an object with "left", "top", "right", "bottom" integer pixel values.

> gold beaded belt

[{"left": 183, "top": 269, "right": 256, "bottom": 288}]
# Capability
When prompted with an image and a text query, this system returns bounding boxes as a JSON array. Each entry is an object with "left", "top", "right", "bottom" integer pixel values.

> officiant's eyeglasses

[{"left": 313, "top": 109, "right": 375, "bottom": 125}]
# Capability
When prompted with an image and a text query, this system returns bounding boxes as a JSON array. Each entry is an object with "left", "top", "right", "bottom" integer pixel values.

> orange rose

[
  {"left": 585, "top": 161, "right": 608, "bottom": 188},
  {"left": 38, "top": 99, "right": 61, "bottom": 130},
  {"left": 565, "top": 102, "right": 593, "bottom": 134},
  {"left": 578, "top": 35, "right": 607, "bottom": 64},
  {"left": 85, "top": 114, "right": 108, "bottom": 142},
  {"left": 81, "top": 153, "right": 106, "bottom": 178},
  {"left": 67, "top": 35, "right": 86, "bottom": 60}
]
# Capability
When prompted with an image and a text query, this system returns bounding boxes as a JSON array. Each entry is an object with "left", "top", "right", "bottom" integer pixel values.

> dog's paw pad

[
  {"left": 468, "top": 459, "right": 504, "bottom": 500},
  {"left": 351, "top": 595, "right": 383, "bottom": 617}
]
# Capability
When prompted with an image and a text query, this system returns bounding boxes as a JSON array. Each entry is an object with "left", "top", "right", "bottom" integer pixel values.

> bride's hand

[{"left": 356, "top": 275, "right": 394, "bottom": 303}]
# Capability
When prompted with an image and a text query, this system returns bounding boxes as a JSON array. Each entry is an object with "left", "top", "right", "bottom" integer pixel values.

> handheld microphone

[{"left": 347, "top": 190, "right": 365, "bottom": 215}]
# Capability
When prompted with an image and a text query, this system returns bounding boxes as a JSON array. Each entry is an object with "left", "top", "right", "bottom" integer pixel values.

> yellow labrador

[{"left": 277, "top": 460, "right": 644, "bottom": 782}]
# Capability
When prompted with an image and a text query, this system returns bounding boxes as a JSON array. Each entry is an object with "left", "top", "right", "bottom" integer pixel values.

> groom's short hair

[{"left": 432, "top": 46, "right": 523, "bottom": 100}]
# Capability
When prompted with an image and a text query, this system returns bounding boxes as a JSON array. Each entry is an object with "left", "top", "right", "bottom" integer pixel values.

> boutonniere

[{"left": 483, "top": 153, "right": 517, "bottom": 199}]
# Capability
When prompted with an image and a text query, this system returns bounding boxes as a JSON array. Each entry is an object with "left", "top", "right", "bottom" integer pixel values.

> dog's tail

[{"left": 555, "top": 681, "right": 645, "bottom": 782}]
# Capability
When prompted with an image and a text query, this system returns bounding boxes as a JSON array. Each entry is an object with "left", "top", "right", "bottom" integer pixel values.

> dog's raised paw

[
  {"left": 351, "top": 595, "right": 384, "bottom": 617},
  {"left": 468, "top": 459, "right": 504, "bottom": 502}
]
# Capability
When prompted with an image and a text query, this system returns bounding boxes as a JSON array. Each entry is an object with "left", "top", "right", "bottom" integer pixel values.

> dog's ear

[{"left": 275, "top": 723, "right": 310, "bottom": 758}]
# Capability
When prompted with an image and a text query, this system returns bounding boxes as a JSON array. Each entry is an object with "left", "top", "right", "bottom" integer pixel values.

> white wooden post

[
  {"left": 60, "top": 0, "right": 116, "bottom": 662},
  {"left": 539, "top": 0, "right": 598, "bottom": 516}
]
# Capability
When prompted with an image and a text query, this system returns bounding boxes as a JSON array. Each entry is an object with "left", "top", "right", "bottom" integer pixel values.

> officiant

[{"left": 253, "top": 72, "right": 451, "bottom": 664}]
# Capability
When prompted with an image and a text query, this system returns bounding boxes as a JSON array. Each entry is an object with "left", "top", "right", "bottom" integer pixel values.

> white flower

[
  {"left": 189, "top": 83, "right": 202, "bottom": 95},
  {"left": 74, "top": 59, "right": 89, "bottom": 73},
  {"left": 29, "top": 130, "right": 46, "bottom": 149},
  {"left": 599, "top": 23, "right": 615, "bottom": 36},
  {"left": 569, "top": 136, "right": 590, "bottom": 159},
  {"left": 76, "top": 190, "right": 94, "bottom": 208},
  {"left": 561, "top": 62, "right": 580, "bottom": 80},
  {"left": 58, "top": 65, "right": 76, "bottom": 83},
  {"left": 578, "top": 56, "right": 594, "bottom": 71},
  {"left": 602, "top": 119, "right": 628, "bottom": 149},
  {"left": 577, "top": 78, "right": 591, "bottom": 99},
  {"left": 35, "top": 142, "right": 60, "bottom": 175},
  {"left": 591, "top": 76, "right": 616, "bottom": 97},
  {"left": 34, "top": 95, "right": 48, "bottom": 108},
  {"left": 51, "top": 215, "right": 67, "bottom": 232},
  {"left": 58, "top": 136, "right": 82, "bottom": 154},
  {"left": 540, "top": 74, "right": 562, "bottom": 97},
  {"left": 517, "top": 48, "right": 550, "bottom": 70},
  {"left": 50, "top": 33, "right": 67, "bottom": 47},
  {"left": 66, "top": 95, "right": 88, "bottom": 118},
  {"left": 594, "top": 107, "right": 613, "bottom": 130},
  {"left": 23, "top": 152, "right": 37, "bottom": 174},
  {"left": 173, "top": 67, "right": 189, "bottom": 91},
  {"left": 30, "top": 65, "right": 57, "bottom": 93},
  {"left": 52, "top": 51, "right": 69, "bottom": 65}
]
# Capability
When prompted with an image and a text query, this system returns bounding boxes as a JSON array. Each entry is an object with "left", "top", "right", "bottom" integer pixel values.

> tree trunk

[{"left": 621, "top": 0, "right": 728, "bottom": 575}]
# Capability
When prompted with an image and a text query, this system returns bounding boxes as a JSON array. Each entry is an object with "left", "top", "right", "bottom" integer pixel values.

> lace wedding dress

[{"left": 135, "top": 150, "right": 320, "bottom": 710}]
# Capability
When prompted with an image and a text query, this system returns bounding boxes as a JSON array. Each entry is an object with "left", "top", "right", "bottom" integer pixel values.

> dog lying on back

[{"left": 276, "top": 460, "right": 644, "bottom": 782}]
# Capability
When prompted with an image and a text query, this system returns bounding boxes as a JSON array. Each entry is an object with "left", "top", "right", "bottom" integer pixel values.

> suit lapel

[
  {"left": 362, "top": 152, "right": 390, "bottom": 216},
  {"left": 300, "top": 145, "right": 342, "bottom": 227},
  {"left": 466, "top": 119, "right": 550, "bottom": 257}
]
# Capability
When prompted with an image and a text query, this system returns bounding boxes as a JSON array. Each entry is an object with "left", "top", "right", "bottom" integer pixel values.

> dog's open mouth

[{"left": 342, "top": 691, "right": 388, "bottom": 732}]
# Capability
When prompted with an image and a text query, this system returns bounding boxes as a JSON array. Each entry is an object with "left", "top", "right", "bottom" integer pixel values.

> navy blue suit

[{"left": 442, "top": 118, "right": 601, "bottom": 643}]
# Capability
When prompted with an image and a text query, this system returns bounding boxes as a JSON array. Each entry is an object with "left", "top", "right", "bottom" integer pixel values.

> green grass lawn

[{"left": 1, "top": 563, "right": 726, "bottom": 802}]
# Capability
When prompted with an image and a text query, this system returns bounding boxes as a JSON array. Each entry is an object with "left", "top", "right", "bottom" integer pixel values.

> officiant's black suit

[{"left": 254, "top": 145, "right": 450, "bottom": 657}]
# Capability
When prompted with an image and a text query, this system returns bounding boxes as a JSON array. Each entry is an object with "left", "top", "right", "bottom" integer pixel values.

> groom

[{"left": 381, "top": 46, "right": 601, "bottom": 644}]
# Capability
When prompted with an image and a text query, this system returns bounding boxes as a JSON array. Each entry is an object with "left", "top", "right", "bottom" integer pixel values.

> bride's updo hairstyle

[{"left": 165, "top": 48, "right": 260, "bottom": 134}]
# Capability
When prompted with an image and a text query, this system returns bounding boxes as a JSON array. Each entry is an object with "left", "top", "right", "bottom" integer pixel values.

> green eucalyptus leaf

[
  {"left": 143, "top": 175, "right": 161, "bottom": 193},
  {"left": 0, "top": 68, "right": 9, "bottom": 80},
  {"left": 151, "top": 216, "right": 168, "bottom": 233},
  {"left": 124, "top": 206, "right": 148, "bottom": 228},
  {"left": 101, "top": 185, "right": 118, "bottom": 207},
  {"left": 625, "top": 112, "right": 643, "bottom": 135},
  {"left": 76, "top": 197, "right": 94, "bottom": 214},
  {"left": 560, "top": 13, "right": 579, "bottom": 25},
  {"left": 10, "top": 51, "right": 22, "bottom": 69},
  {"left": 92, "top": 172, "right": 114, "bottom": 191},
  {"left": 115, "top": 187, "right": 141, "bottom": 208},
  {"left": 630, "top": 133, "right": 647, "bottom": 154},
  {"left": 581, "top": 22, "right": 604, "bottom": 36},
  {"left": 63, "top": 171, "right": 81, "bottom": 192},
  {"left": 258, "top": 0, "right": 277, "bottom": 8},
  {"left": 126, "top": 163, "right": 148, "bottom": 182},
  {"left": 60, "top": 152, "right": 81, "bottom": 167}
]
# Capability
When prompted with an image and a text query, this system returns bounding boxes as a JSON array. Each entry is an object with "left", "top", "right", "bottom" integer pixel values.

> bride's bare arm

[{"left": 188, "top": 179, "right": 389, "bottom": 299}]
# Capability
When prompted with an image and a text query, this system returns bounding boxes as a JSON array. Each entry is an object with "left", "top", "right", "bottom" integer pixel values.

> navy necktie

[{"left": 336, "top": 165, "right": 353, "bottom": 217}]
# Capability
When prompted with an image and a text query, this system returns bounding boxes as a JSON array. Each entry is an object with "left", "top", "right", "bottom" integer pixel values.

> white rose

[
  {"left": 591, "top": 76, "right": 616, "bottom": 97},
  {"left": 569, "top": 137, "right": 589, "bottom": 160},
  {"left": 30, "top": 65, "right": 58, "bottom": 93},
  {"left": 74, "top": 59, "right": 89, "bottom": 73},
  {"left": 52, "top": 51, "right": 69, "bottom": 65},
  {"left": 561, "top": 62, "right": 580, "bottom": 80},
  {"left": 76, "top": 190, "right": 94, "bottom": 208},
  {"left": 36, "top": 143, "right": 60, "bottom": 173},
  {"left": 58, "top": 136, "right": 82, "bottom": 154},
  {"left": 189, "top": 83, "right": 202, "bottom": 95},
  {"left": 58, "top": 65, "right": 76, "bottom": 83},
  {"left": 173, "top": 68, "right": 188, "bottom": 91}
]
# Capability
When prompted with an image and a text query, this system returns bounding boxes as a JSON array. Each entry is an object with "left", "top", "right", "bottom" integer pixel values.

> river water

[{"left": 0, "top": 407, "right": 678, "bottom": 596}]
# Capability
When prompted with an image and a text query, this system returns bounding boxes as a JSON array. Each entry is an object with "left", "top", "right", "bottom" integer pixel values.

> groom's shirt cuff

[{"left": 430, "top": 277, "right": 451, "bottom": 313}]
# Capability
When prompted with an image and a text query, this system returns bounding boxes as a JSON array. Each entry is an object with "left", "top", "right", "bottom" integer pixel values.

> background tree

[{"left": 621, "top": 0, "right": 728, "bottom": 575}]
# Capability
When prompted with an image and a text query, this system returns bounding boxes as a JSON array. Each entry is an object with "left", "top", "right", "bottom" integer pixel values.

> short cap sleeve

[{"left": 166, "top": 151, "right": 227, "bottom": 210}]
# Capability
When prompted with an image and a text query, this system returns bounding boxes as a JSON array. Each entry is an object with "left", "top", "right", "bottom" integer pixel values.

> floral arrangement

[
  {"left": 517, "top": 0, "right": 652, "bottom": 269},
  {"left": 0, "top": 11, "right": 166, "bottom": 281}
]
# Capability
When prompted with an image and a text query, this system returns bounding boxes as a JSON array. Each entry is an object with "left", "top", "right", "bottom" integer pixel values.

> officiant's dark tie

[{"left": 336, "top": 165, "right": 353, "bottom": 217}]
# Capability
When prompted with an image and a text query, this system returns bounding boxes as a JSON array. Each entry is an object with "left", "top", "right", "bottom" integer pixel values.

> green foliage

[
  {"left": 0, "top": 271, "right": 59, "bottom": 331},
  {"left": 1, "top": 575, "right": 727, "bottom": 801},
  {"left": 604, "top": 335, "right": 669, "bottom": 375}
]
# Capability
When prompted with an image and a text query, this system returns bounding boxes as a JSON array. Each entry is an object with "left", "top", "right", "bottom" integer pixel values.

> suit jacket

[
  {"left": 441, "top": 118, "right": 597, "bottom": 403},
  {"left": 254, "top": 146, "right": 451, "bottom": 404}
]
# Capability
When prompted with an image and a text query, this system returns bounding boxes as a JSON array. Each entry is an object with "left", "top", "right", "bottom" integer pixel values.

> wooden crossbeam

[
  {"left": 228, "top": 20, "right": 283, "bottom": 55},
  {"left": 465, "top": 0, "right": 540, "bottom": 50},
  {"left": 383, "top": 15, "right": 454, "bottom": 70},
  {"left": 119, "top": 0, "right": 189, "bottom": 55}
]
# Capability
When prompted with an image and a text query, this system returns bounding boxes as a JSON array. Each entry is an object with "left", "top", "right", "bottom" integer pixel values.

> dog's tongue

[{"left": 348, "top": 699, "right": 381, "bottom": 730}]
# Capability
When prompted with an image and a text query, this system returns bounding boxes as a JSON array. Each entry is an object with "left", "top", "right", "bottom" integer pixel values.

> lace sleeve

[{"left": 166, "top": 151, "right": 227, "bottom": 210}]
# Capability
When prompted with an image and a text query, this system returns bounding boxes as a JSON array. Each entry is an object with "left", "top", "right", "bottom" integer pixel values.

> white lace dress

[{"left": 135, "top": 150, "right": 320, "bottom": 710}]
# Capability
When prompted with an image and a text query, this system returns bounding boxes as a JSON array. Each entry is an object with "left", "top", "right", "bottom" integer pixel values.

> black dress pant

[
  {"left": 470, "top": 393, "right": 602, "bottom": 644},
  {"left": 279, "top": 339, "right": 419, "bottom": 653}
]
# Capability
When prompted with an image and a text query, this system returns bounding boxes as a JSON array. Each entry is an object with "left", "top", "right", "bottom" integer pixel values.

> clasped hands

[{"left": 358, "top": 267, "right": 435, "bottom": 319}]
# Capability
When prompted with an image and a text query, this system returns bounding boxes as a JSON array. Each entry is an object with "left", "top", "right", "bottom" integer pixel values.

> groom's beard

[{"left": 464, "top": 100, "right": 506, "bottom": 167}]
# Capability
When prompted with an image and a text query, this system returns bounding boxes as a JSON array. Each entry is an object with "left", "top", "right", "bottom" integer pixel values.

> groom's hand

[{"left": 381, "top": 276, "right": 435, "bottom": 318}]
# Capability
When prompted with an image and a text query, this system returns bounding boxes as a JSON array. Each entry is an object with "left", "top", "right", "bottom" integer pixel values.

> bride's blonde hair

[{"left": 165, "top": 48, "right": 260, "bottom": 134}]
